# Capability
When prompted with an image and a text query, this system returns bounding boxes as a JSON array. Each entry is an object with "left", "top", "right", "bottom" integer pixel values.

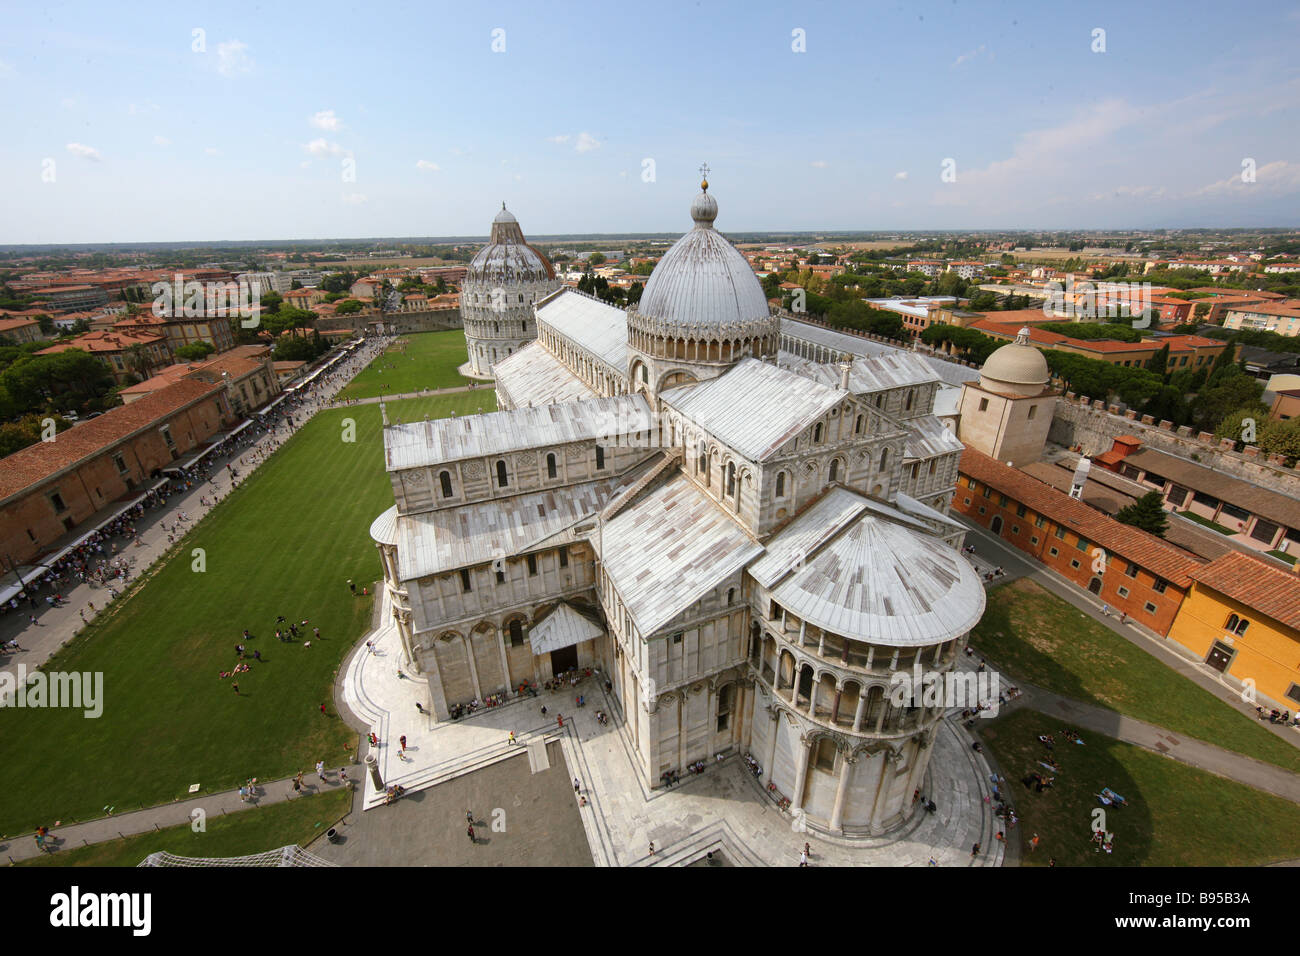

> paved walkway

[
  {"left": 0, "top": 338, "right": 394, "bottom": 682},
  {"left": 959, "top": 517, "right": 1300, "bottom": 750},
  {"left": 337, "top": 588, "right": 1006, "bottom": 867},
  {"left": 2, "top": 767, "right": 358, "bottom": 865},
  {"left": 329, "top": 383, "right": 488, "bottom": 407}
]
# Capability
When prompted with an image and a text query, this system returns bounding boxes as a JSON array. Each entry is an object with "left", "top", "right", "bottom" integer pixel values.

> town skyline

[{"left": 3, "top": 0, "right": 1299, "bottom": 244}]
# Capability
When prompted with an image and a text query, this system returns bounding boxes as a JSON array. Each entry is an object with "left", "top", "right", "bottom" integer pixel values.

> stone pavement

[
  {"left": 2, "top": 767, "right": 358, "bottom": 865},
  {"left": 339, "top": 588, "right": 1006, "bottom": 866},
  {"left": 329, "top": 383, "right": 489, "bottom": 407},
  {"left": 0, "top": 337, "right": 393, "bottom": 683}
]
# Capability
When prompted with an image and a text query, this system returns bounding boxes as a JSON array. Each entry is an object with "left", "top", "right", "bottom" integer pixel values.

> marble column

[
  {"left": 496, "top": 628, "right": 511, "bottom": 695},
  {"left": 790, "top": 736, "right": 812, "bottom": 812},
  {"left": 764, "top": 705, "right": 779, "bottom": 784},
  {"left": 830, "top": 755, "right": 856, "bottom": 832},
  {"left": 464, "top": 636, "right": 482, "bottom": 701}
]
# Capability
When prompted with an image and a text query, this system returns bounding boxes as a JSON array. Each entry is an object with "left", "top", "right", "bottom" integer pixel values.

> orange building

[{"left": 955, "top": 447, "right": 1202, "bottom": 635}]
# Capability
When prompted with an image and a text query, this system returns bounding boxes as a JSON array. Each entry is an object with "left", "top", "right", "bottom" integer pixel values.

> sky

[{"left": 1, "top": 0, "right": 1298, "bottom": 243}]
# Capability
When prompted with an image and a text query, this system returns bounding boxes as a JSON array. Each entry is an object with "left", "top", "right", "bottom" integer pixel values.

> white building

[
  {"left": 461, "top": 204, "right": 561, "bottom": 377},
  {"left": 370, "top": 179, "right": 985, "bottom": 836}
]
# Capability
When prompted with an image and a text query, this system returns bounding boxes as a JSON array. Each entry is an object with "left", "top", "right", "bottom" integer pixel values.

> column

[
  {"left": 790, "top": 737, "right": 812, "bottom": 812},
  {"left": 764, "top": 706, "right": 780, "bottom": 784},
  {"left": 830, "top": 755, "right": 856, "bottom": 832},
  {"left": 852, "top": 689, "right": 867, "bottom": 732},
  {"left": 497, "top": 628, "right": 511, "bottom": 695},
  {"left": 465, "top": 636, "right": 482, "bottom": 701},
  {"left": 807, "top": 675, "right": 817, "bottom": 719},
  {"left": 677, "top": 695, "right": 686, "bottom": 771}
]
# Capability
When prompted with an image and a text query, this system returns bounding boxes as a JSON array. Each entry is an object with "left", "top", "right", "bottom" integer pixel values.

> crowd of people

[{"left": 0, "top": 334, "right": 394, "bottom": 657}]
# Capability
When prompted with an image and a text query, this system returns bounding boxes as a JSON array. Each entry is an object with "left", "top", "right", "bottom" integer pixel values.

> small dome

[
  {"left": 981, "top": 328, "right": 1049, "bottom": 387},
  {"left": 636, "top": 181, "right": 770, "bottom": 328},
  {"left": 466, "top": 203, "right": 555, "bottom": 283}
]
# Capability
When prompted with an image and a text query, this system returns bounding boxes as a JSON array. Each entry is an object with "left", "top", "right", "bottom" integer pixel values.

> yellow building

[{"left": 1167, "top": 551, "right": 1300, "bottom": 709}]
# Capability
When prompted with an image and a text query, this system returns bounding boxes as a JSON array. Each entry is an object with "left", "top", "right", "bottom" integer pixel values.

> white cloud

[
  {"left": 894, "top": 170, "right": 908, "bottom": 180},
  {"left": 1193, "top": 160, "right": 1300, "bottom": 198},
  {"left": 216, "top": 40, "right": 254, "bottom": 77},
  {"left": 153, "top": 135, "right": 171, "bottom": 147},
  {"left": 205, "top": 147, "right": 221, "bottom": 156},
  {"left": 66, "top": 142, "right": 102, "bottom": 161},
  {"left": 341, "top": 192, "right": 368, "bottom": 205},
  {"left": 952, "top": 44, "right": 987, "bottom": 69},
  {"left": 304, "top": 138, "right": 347, "bottom": 157},
  {"left": 810, "top": 160, "right": 828, "bottom": 168},
  {"left": 300, "top": 160, "right": 312, "bottom": 169},
  {"left": 310, "top": 109, "right": 342, "bottom": 131},
  {"left": 574, "top": 131, "right": 600, "bottom": 153},
  {"left": 415, "top": 160, "right": 440, "bottom": 172},
  {"left": 547, "top": 134, "right": 570, "bottom": 144}
]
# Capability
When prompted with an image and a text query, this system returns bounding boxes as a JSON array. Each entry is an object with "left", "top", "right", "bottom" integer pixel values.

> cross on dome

[{"left": 699, "top": 162, "right": 710, "bottom": 190}]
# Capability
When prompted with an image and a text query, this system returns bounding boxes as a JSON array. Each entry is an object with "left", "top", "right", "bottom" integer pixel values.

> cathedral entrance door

[{"left": 550, "top": 645, "right": 578, "bottom": 677}]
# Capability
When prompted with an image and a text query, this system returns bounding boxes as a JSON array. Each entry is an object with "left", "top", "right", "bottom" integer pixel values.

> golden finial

[{"left": 699, "top": 162, "right": 710, "bottom": 191}]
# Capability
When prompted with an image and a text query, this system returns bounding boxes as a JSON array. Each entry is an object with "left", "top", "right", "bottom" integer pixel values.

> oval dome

[
  {"left": 637, "top": 185, "right": 770, "bottom": 328},
  {"left": 466, "top": 203, "right": 555, "bottom": 283},
  {"left": 981, "top": 328, "right": 1049, "bottom": 387}
]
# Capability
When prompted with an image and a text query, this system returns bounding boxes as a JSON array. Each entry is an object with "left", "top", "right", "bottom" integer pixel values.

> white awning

[{"left": 529, "top": 603, "right": 602, "bottom": 656}]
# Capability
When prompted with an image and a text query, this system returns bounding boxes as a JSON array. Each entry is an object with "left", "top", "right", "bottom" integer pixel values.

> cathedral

[{"left": 369, "top": 177, "right": 987, "bottom": 835}]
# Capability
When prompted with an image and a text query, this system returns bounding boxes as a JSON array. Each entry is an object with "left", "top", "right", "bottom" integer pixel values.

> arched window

[
  {"left": 509, "top": 619, "right": 524, "bottom": 647},
  {"left": 813, "top": 422, "right": 823, "bottom": 443},
  {"left": 1226, "top": 614, "right": 1238, "bottom": 632},
  {"left": 439, "top": 470, "right": 453, "bottom": 498},
  {"left": 640, "top": 364, "right": 648, "bottom": 384},
  {"left": 879, "top": 448, "right": 889, "bottom": 472},
  {"left": 855, "top": 414, "right": 864, "bottom": 435},
  {"left": 776, "top": 472, "right": 786, "bottom": 498},
  {"left": 905, "top": 390, "right": 914, "bottom": 411},
  {"left": 727, "top": 587, "right": 735, "bottom": 605},
  {"left": 874, "top": 394, "right": 883, "bottom": 408},
  {"left": 546, "top": 453, "right": 557, "bottom": 479},
  {"left": 727, "top": 462, "right": 736, "bottom": 498},
  {"left": 698, "top": 442, "right": 706, "bottom": 474},
  {"left": 595, "top": 446, "right": 605, "bottom": 470},
  {"left": 496, "top": 459, "right": 509, "bottom": 487},
  {"left": 829, "top": 459, "right": 839, "bottom": 483},
  {"left": 1226, "top": 614, "right": 1248, "bottom": 636}
]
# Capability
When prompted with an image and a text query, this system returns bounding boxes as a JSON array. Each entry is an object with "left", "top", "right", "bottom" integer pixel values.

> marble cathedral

[{"left": 369, "top": 175, "right": 987, "bottom": 835}]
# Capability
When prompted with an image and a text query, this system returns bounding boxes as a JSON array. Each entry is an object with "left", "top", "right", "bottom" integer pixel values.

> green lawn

[
  {"left": 981, "top": 709, "right": 1300, "bottom": 866},
  {"left": 1267, "top": 549, "right": 1297, "bottom": 566},
  {"left": 337, "top": 329, "right": 476, "bottom": 399},
  {"left": 0, "top": 392, "right": 494, "bottom": 838},
  {"left": 21, "top": 788, "right": 351, "bottom": 867},
  {"left": 1178, "top": 510, "right": 1236, "bottom": 536},
  {"left": 973, "top": 578, "right": 1300, "bottom": 774}
]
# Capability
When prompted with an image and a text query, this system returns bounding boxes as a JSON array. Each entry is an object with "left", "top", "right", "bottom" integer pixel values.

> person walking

[
  {"left": 320, "top": 703, "right": 327, "bottom": 716},
  {"left": 1029, "top": 833, "right": 1040, "bottom": 852},
  {"left": 574, "top": 778, "right": 581, "bottom": 794},
  {"left": 557, "top": 714, "right": 564, "bottom": 728},
  {"left": 467, "top": 824, "right": 475, "bottom": 843},
  {"left": 316, "top": 760, "right": 326, "bottom": 782},
  {"left": 508, "top": 731, "right": 516, "bottom": 746},
  {"left": 648, "top": 842, "right": 655, "bottom": 856},
  {"left": 799, "top": 848, "right": 809, "bottom": 867},
  {"left": 466, "top": 810, "right": 474, "bottom": 826},
  {"left": 231, "top": 682, "right": 239, "bottom": 695},
  {"left": 971, "top": 842, "right": 981, "bottom": 859},
  {"left": 416, "top": 702, "right": 425, "bottom": 714}
]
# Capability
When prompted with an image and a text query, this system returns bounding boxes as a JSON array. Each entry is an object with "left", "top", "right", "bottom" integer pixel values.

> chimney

[{"left": 1069, "top": 457, "right": 1091, "bottom": 500}]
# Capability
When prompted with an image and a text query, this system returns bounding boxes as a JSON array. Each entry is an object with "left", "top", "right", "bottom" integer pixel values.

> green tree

[
  {"left": 1147, "top": 343, "right": 1170, "bottom": 377},
  {"left": 1114, "top": 491, "right": 1169, "bottom": 537},
  {"left": 1258, "top": 418, "right": 1300, "bottom": 459},
  {"left": 587, "top": 253, "right": 606, "bottom": 266},
  {"left": 175, "top": 341, "right": 215, "bottom": 362},
  {"left": 334, "top": 299, "right": 365, "bottom": 315}
]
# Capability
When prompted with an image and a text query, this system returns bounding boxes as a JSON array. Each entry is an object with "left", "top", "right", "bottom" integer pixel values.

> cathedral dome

[
  {"left": 466, "top": 203, "right": 556, "bottom": 284},
  {"left": 980, "top": 327, "right": 1049, "bottom": 388},
  {"left": 636, "top": 181, "right": 770, "bottom": 328}
]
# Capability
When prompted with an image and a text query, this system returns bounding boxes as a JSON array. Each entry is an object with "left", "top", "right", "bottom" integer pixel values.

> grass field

[
  {"left": 20, "top": 788, "right": 352, "bottom": 867},
  {"left": 973, "top": 578, "right": 1300, "bottom": 773},
  {"left": 337, "top": 329, "right": 476, "bottom": 399},
  {"left": 981, "top": 709, "right": 1300, "bottom": 866},
  {"left": 0, "top": 392, "right": 494, "bottom": 838}
]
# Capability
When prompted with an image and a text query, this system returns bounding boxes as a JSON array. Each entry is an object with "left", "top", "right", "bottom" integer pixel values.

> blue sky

[{"left": 1, "top": 0, "right": 1298, "bottom": 243}]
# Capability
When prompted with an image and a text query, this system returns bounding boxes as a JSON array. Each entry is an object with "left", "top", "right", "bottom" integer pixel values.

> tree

[
  {"left": 1115, "top": 492, "right": 1169, "bottom": 537},
  {"left": 125, "top": 344, "right": 157, "bottom": 380},
  {"left": 587, "top": 253, "right": 607, "bottom": 266},
  {"left": 334, "top": 299, "right": 365, "bottom": 315},
  {"left": 1147, "top": 343, "right": 1170, "bottom": 377},
  {"left": 1258, "top": 418, "right": 1300, "bottom": 459},
  {"left": 176, "top": 341, "right": 215, "bottom": 362},
  {"left": 1190, "top": 371, "right": 1265, "bottom": 432}
]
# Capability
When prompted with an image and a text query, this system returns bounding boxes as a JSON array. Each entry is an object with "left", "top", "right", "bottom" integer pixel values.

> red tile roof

[
  {"left": 958, "top": 446, "right": 1204, "bottom": 588},
  {"left": 1190, "top": 551, "right": 1300, "bottom": 631},
  {"left": 0, "top": 379, "right": 224, "bottom": 504}
]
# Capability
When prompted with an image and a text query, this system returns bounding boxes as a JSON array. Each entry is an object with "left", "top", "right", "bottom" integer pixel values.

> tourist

[
  {"left": 557, "top": 714, "right": 563, "bottom": 728},
  {"left": 232, "top": 682, "right": 239, "bottom": 695},
  {"left": 467, "top": 825, "right": 475, "bottom": 843},
  {"left": 508, "top": 731, "right": 516, "bottom": 745},
  {"left": 399, "top": 735, "right": 407, "bottom": 752},
  {"left": 574, "top": 778, "right": 581, "bottom": 794},
  {"left": 316, "top": 760, "right": 326, "bottom": 781},
  {"left": 799, "top": 849, "right": 808, "bottom": 867},
  {"left": 648, "top": 842, "right": 655, "bottom": 855},
  {"left": 1029, "top": 833, "right": 1040, "bottom": 852},
  {"left": 416, "top": 702, "right": 425, "bottom": 714},
  {"left": 320, "top": 703, "right": 327, "bottom": 716},
  {"left": 348, "top": 579, "right": 356, "bottom": 595},
  {"left": 466, "top": 810, "right": 474, "bottom": 825},
  {"left": 971, "top": 842, "right": 980, "bottom": 859}
]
